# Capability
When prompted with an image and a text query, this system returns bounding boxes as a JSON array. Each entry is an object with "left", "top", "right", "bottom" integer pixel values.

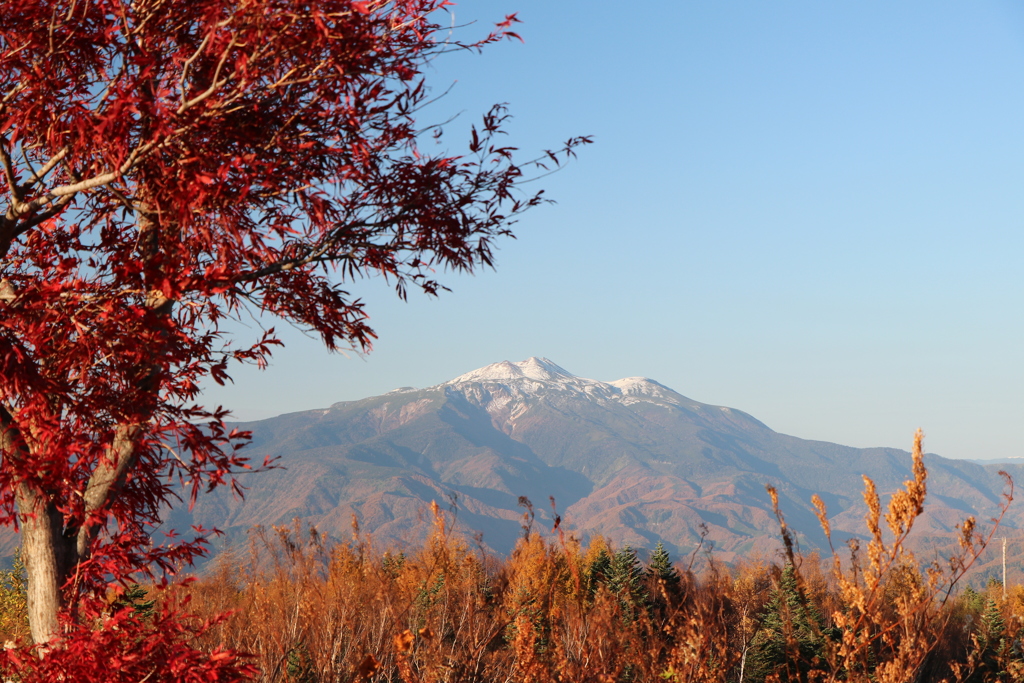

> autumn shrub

[
  {"left": 0, "top": 599, "right": 256, "bottom": 683},
  {"left": 171, "top": 503, "right": 735, "bottom": 682},
  {"left": 159, "top": 431, "right": 1018, "bottom": 683},
  {"left": 756, "top": 430, "right": 1014, "bottom": 683},
  {"left": 0, "top": 550, "right": 29, "bottom": 644},
  {"left": 0, "top": 438, "right": 1007, "bottom": 682}
]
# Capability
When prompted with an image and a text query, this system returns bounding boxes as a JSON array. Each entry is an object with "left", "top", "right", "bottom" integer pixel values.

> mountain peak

[
  {"left": 439, "top": 358, "right": 700, "bottom": 413},
  {"left": 445, "top": 357, "right": 577, "bottom": 385}
]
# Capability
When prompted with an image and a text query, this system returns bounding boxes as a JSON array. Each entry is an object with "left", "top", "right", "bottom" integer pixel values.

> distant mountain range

[
  {"left": 164, "top": 357, "right": 1024, "bottom": 567},
  {"left": 965, "top": 457, "right": 1024, "bottom": 466}
]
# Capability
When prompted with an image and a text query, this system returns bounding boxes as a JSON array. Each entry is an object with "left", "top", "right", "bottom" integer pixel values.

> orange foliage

[{"left": 164, "top": 433, "right": 1016, "bottom": 682}]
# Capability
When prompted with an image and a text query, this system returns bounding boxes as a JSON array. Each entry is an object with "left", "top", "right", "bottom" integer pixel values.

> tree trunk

[
  {"left": 17, "top": 491, "right": 73, "bottom": 644},
  {"left": 0, "top": 408, "right": 73, "bottom": 644},
  {"left": 2, "top": 401, "right": 143, "bottom": 644},
  {"left": 18, "top": 424, "right": 143, "bottom": 645}
]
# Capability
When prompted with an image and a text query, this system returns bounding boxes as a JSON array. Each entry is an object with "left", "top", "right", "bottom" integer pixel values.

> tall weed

[{"left": 167, "top": 431, "right": 1015, "bottom": 683}]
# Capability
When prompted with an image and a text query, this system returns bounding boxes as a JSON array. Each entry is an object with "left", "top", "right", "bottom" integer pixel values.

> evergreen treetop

[
  {"left": 646, "top": 541, "right": 682, "bottom": 590},
  {"left": 746, "top": 564, "right": 828, "bottom": 683}
]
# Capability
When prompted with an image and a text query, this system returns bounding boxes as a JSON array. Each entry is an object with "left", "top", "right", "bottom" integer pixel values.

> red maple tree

[{"left": 0, "top": 0, "right": 587, "bottom": 674}]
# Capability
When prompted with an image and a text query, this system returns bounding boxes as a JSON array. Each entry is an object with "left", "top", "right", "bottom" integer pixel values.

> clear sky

[{"left": 201, "top": 1, "right": 1024, "bottom": 462}]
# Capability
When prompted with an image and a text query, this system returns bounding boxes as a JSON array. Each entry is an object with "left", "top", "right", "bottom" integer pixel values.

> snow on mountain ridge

[
  {"left": 444, "top": 357, "right": 576, "bottom": 385},
  {"left": 608, "top": 377, "right": 684, "bottom": 406},
  {"left": 441, "top": 358, "right": 617, "bottom": 409},
  {"left": 439, "top": 357, "right": 687, "bottom": 409}
]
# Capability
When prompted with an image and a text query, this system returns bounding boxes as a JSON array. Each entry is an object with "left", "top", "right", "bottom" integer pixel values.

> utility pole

[{"left": 1003, "top": 537, "right": 1007, "bottom": 600}]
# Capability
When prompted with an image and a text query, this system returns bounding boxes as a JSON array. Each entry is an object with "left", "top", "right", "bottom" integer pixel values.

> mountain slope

[{"left": 175, "top": 357, "right": 1022, "bottom": 559}]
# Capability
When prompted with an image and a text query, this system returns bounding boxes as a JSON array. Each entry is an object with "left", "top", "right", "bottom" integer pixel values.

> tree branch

[
  {"left": 22, "top": 147, "right": 68, "bottom": 189},
  {"left": 0, "top": 135, "right": 25, "bottom": 208},
  {"left": 75, "top": 423, "right": 142, "bottom": 562}
]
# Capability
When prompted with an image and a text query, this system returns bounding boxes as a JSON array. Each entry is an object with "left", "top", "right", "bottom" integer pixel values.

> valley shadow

[
  {"left": 451, "top": 511, "right": 526, "bottom": 555},
  {"left": 344, "top": 443, "right": 403, "bottom": 469},
  {"left": 927, "top": 460, "right": 1006, "bottom": 508},
  {"left": 438, "top": 393, "right": 594, "bottom": 509},
  {"left": 928, "top": 492, "right": 991, "bottom": 517},
  {"left": 693, "top": 429, "right": 785, "bottom": 478},
  {"left": 448, "top": 485, "right": 534, "bottom": 513},
  {"left": 322, "top": 441, "right": 445, "bottom": 480}
]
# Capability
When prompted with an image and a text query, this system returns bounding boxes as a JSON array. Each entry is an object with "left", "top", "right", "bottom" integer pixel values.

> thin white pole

[{"left": 1003, "top": 537, "right": 1007, "bottom": 600}]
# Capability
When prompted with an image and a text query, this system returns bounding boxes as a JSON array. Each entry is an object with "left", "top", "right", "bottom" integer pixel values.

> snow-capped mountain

[
  {"left": 167, "top": 358, "right": 1024, "bottom": 560},
  {"left": 442, "top": 357, "right": 689, "bottom": 408}
]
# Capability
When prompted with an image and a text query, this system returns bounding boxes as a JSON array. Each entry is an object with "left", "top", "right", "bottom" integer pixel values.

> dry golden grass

[{"left": 158, "top": 431, "right": 1018, "bottom": 683}]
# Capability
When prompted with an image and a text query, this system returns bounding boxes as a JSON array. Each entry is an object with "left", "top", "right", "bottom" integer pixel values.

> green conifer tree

[
  {"left": 981, "top": 597, "right": 1006, "bottom": 645},
  {"left": 963, "top": 585, "right": 986, "bottom": 614},
  {"left": 647, "top": 541, "right": 682, "bottom": 591},
  {"left": 112, "top": 584, "right": 155, "bottom": 620},
  {"left": 286, "top": 642, "right": 317, "bottom": 683},
  {"left": 608, "top": 545, "right": 648, "bottom": 623},
  {"left": 975, "top": 597, "right": 1008, "bottom": 682},
  {"left": 382, "top": 551, "right": 406, "bottom": 579},
  {"left": 586, "top": 547, "right": 613, "bottom": 596},
  {"left": 746, "top": 564, "right": 827, "bottom": 683}
]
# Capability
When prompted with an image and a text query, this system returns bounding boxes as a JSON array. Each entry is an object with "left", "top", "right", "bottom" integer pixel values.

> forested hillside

[{"left": 164, "top": 359, "right": 1024, "bottom": 567}]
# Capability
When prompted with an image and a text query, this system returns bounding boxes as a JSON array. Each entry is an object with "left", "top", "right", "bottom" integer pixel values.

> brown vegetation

[{"left": 0, "top": 431, "right": 1019, "bottom": 682}]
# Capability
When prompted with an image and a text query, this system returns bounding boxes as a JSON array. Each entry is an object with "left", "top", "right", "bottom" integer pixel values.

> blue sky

[{"left": 202, "top": 1, "right": 1024, "bottom": 462}]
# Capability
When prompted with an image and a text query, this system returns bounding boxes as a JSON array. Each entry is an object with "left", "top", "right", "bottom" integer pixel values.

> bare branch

[
  {"left": 178, "top": 31, "right": 215, "bottom": 110},
  {"left": 75, "top": 423, "right": 142, "bottom": 562},
  {"left": 7, "top": 143, "right": 153, "bottom": 220},
  {"left": 21, "top": 146, "right": 68, "bottom": 188},
  {"left": 176, "top": 33, "right": 240, "bottom": 114},
  {"left": 0, "top": 135, "right": 25, "bottom": 207}
]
